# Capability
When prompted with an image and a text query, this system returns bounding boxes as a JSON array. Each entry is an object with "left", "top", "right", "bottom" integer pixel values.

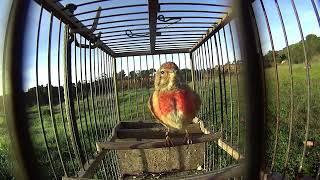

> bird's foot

[
  {"left": 184, "top": 137, "right": 192, "bottom": 145},
  {"left": 184, "top": 131, "right": 193, "bottom": 145},
  {"left": 165, "top": 131, "right": 174, "bottom": 147},
  {"left": 165, "top": 136, "right": 174, "bottom": 147}
]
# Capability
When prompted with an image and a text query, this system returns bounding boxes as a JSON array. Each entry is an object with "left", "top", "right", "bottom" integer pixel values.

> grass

[
  {"left": 0, "top": 62, "right": 319, "bottom": 179},
  {"left": 0, "top": 116, "right": 14, "bottom": 178},
  {"left": 264, "top": 62, "right": 320, "bottom": 177},
  {"left": 0, "top": 95, "right": 119, "bottom": 179}
]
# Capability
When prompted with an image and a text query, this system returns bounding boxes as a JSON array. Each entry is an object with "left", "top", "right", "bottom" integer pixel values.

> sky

[
  {"left": 0, "top": 0, "right": 319, "bottom": 93},
  {"left": 252, "top": 0, "right": 320, "bottom": 52},
  {"left": 0, "top": 0, "right": 13, "bottom": 95}
]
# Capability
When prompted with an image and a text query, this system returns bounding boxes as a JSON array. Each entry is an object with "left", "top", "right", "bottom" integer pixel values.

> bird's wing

[
  {"left": 192, "top": 90, "right": 201, "bottom": 112},
  {"left": 148, "top": 93, "right": 160, "bottom": 120},
  {"left": 181, "top": 85, "right": 201, "bottom": 113}
]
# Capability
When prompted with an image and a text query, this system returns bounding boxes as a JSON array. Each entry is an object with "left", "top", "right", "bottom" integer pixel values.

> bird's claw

[
  {"left": 184, "top": 133, "right": 193, "bottom": 145},
  {"left": 165, "top": 135, "right": 174, "bottom": 147},
  {"left": 165, "top": 131, "right": 174, "bottom": 147},
  {"left": 186, "top": 138, "right": 192, "bottom": 145}
]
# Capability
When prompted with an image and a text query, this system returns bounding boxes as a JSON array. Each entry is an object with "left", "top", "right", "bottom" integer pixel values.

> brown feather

[{"left": 148, "top": 93, "right": 158, "bottom": 120}]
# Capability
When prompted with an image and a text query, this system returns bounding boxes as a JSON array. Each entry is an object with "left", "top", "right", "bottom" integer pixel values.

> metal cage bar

[
  {"left": 289, "top": 0, "right": 311, "bottom": 173},
  {"left": 74, "top": 33, "right": 90, "bottom": 164},
  {"left": 6, "top": 0, "right": 320, "bottom": 179}
]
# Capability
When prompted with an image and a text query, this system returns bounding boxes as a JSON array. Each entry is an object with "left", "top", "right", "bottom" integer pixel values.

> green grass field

[
  {"left": 0, "top": 95, "right": 119, "bottom": 178},
  {"left": 0, "top": 62, "right": 319, "bottom": 179},
  {"left": 264, "top": 63, "right": 320, "bottom": 177}
]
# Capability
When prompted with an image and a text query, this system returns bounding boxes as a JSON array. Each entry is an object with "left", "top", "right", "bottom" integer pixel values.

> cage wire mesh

[
  {"left": 1, "top": 0, "right": 320, "bottom": 179},
  {"left": 250, "top": 0, "right": 320, "bottom": 178},
  {"left": 28, "top": 9, "right": 121, "bottom": 178},
  {"left": 10, "top": 3, "right": 122, "bottom": 178},
  {"left": 190, "top": 22, "right": 246, "bottom": 172}
]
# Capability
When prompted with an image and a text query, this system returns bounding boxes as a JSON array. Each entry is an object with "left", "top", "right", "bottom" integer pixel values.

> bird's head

[{"left": 154, "top": 62, "right": 182, "bottom": 91}]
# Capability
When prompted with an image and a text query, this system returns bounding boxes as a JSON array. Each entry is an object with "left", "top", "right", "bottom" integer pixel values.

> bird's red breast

[
  {"left": 149, "top": 88, "right": 201, "bottom": 130},
  {"left": 158, "top": 89, "right": 199, "bottom": 117}
]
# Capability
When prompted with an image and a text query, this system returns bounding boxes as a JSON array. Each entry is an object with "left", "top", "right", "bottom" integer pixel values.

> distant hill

[{"left": 263, "top": 34, "right": 320, "bottom": 66}]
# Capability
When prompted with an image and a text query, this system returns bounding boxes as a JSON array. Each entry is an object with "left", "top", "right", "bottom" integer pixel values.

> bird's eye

[{"left": 160, "top": 71, "right": 165, "bottom": 74}]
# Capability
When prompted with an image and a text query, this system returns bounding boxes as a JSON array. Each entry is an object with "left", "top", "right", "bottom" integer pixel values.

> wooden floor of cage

[{"left": 64, "top": 120, "right": 245, "bottom": 179}]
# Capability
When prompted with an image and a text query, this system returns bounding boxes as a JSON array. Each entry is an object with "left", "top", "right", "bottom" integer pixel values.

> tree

[
  {"left": 263, "top": 34, "right": 320, "bottom": 65},
  {"left": 280, "top": 54, "right": 287, "bottom": 61},
  {"left": 149, "top": 68, "right": 156, "bottom": 74},
  {"left": 117, "top": 69, "right": 126, "bottom": 79},
  {"left": 306, "top": 34, "right": 320, "bottom": 60},
  {"left": 138, "top": 70, "right": 150, "bottom": 78},
  {"left": 129, "top": 71, "right": 136, "bottom": 79}
]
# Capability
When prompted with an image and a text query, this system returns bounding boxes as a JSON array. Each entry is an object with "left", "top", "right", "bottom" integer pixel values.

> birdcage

[{"left": 1, "top": 0, "right": 320, "bottom": 179}]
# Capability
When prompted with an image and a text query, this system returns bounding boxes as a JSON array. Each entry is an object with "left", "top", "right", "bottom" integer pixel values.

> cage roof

[{"left": 36, "top": 0, "right": 232, "bottom": 57}]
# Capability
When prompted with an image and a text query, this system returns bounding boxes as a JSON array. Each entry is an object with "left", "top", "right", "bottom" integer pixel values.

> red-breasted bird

[{"left": 148, "top": 62, "right": 203, "bottom": 145}]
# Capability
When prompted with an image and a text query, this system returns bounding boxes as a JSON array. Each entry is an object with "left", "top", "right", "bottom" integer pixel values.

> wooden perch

[
  {"left": 62, "top": 178, "right": 99, "bottom": 180},
  {"left": 63, "top": 150, "right": 108, "bottom": 179},
  {"left": 192, "top": 117, "right": 211, "bottom": 134},
  {"left": 112, "top": 119, "right": 213, "bottom": 139},
  {"left": 78, "top": 151, "right": 108, "bottom": 178},
  {"left": 173, "top": 163, "right": 246, "bottom": 180},
  {"left": 97, "top": 132, "right": 222, "bottom": 151},
  {"left": 115, "top": 121, "right": 162, "bottom": 129},
  {"left": 217, "top": 138, "right": 244, "bottom": 160},
  {"left": 116, "top": 123, "right": 210, "bottom": 139},
  {"left": 210, "top": 163, "right": 246, "bottom": 179}
]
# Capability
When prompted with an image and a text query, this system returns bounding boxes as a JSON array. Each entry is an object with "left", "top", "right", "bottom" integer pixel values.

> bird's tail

[{"left": 192, "top": 117, "right": 211, "bottom": 134}]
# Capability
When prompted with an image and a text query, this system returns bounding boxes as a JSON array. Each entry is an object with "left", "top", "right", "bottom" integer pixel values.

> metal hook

[
  {"left": 157, "top": 15, "right": 181, "bottom": 23},
  {"left": 71, "top": 6, "right": 102, "bottom": 34},
  {"left": 125, "top": 30, "right": 149, "bottom": 38}
]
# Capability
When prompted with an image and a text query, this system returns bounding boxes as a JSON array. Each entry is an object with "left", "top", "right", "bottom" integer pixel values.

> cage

[{"left": 1, "top": 0, "right": 320, "bottom": 179}]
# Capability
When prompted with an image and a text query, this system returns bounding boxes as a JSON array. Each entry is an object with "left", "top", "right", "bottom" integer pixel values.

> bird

[{"left": 148, "top": 62, "right": 203, "bottom": 146}]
